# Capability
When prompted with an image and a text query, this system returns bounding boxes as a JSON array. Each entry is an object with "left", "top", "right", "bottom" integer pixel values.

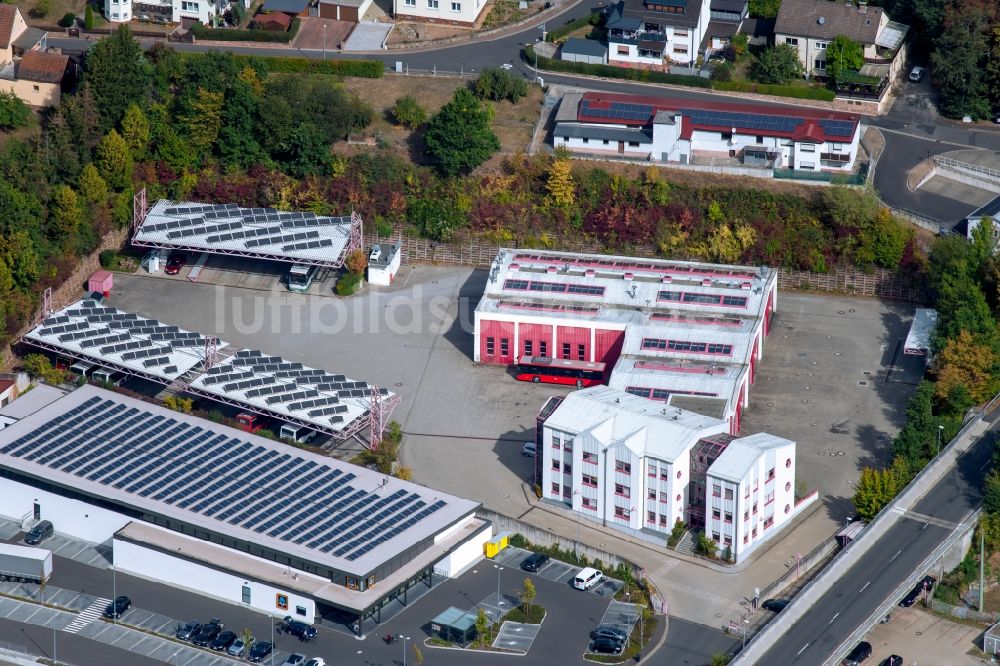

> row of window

[
  {"left": 551, "top": 461, "right": 573, "bottom": 474},
  {"left": 658, "top": 291, "right": 749, "bottom": 308},
  {"left": 624, "top": 387, "right": 719, "bottom": 400},
  {"left": 640, "top": 338, "right": 733, "bottom": 355},
  {"left": 503, "top": 279, "right": 605, "bottom": 296},
  {"left": 573, "top": 137, "right": 642, "bottom": 148},
  {"left": 483, "top": 336, "right": 510, "bottom": 358},
  {"left": 403, "top": 0, "right": 463, "bottom": 10}
]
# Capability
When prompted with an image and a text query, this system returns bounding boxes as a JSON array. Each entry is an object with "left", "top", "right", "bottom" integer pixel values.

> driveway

[{"left": 292, "top": 17, "right": 356, "bottom": 51}]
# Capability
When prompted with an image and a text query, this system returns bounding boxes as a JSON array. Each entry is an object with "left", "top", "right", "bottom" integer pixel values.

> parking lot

[{"left": 491, "top": 547, "right": 625, "bottom": 599}]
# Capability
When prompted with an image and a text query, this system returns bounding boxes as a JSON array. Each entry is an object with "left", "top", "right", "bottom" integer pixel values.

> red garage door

[
  {"left": 593, "top": 329, "right": 625, "bottom": 366},
  {"left": 479, "top": 320, "right": 514, "bottom": 365},
  {"left": 518, "top": 323, "right": 554, "bottom": 360},
  {"left": 556, "top": 326, "right": 592, "bottom": 362}
]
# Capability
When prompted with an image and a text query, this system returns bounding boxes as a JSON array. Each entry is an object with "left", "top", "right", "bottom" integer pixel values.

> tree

[
  {"left": 184, "top": 87, "right": 224, "bottom": 156},
  {"left": 520, "top": 577, "right": 536, "bottom": 616},
  {"left": 750, "top": 44, "right": 804, "bottom": 84},
  {"left": 29, "top": 0, "right": 52, "bottom": 18},
  {"left": 474, "top": 68, "right": 529, "bottom": 103},
  {"left": 120, "top": 103, "right": 150, "bottom": 160},
  {"left": 22, "top": 354, "right": 69, "bottom": 385},
  {"left": 424, "top": 87, "right": 500, "bottom": 176},
  {"left": 392, "top": 95, "right": 427, "bottom": 129},
  {"left": 704, "top": 223, "right": 756, "bottom": 264},
  {"left": 94, "top": 129, "right": 133, "bottom": 190},
  {"left": 49, "top": 185, "right": 82, "bottom": 243},
  {"left": 747, "top": 0, "right": 780, "bottom": 19},
  {"left": 84, "top": 5, "right": 94, "bottom": 30},
  {"left": 83, "top": 25, "right": 152, "bottom": 129},
  {"left": 546, "top": 156, "right": 575, "bottom": 208},
  {"left": 0, "top": 91, "right": 30, "bottom": 130},
  {"left": 852, "top": 459, "right": 912, "bottom": 521},
  {"left": 929, "top": 0, "right": 994, "bottom": 119},
  {"left": 344, "top": 249, "right": 367, "bottom": 275},
  {"left": 77, "top": 163, "right": 109, "bottom": 205},
  {"left": 475, "top": 607, "right": 490, "bottom": 647},
  {"left": 825, "top": 35, "right": 864, "bottom": 83},
  {"left": 984, "top": 470, "right": 1000, "bottom": 514},
  {"left": 934, "top": 330, "right": 996, "bottom": 403}
]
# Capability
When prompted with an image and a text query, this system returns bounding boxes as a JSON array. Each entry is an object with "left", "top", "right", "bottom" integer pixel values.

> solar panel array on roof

[
  {"left": 685, "top": 109, "right": 800, "bottom": 133},
  {"left": 0, "top": 393, "right": 449, "bottom": 564},
  {"left": 580, "top": 99, "right": 655, "bottom": 122},
  {"left": 818, "top": 119, "right": 857, "bottom": 138}
]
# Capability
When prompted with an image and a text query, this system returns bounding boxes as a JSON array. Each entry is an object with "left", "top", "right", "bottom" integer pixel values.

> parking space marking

[{"left": 493, "top": 621, "right": 541, "bottom": 653}]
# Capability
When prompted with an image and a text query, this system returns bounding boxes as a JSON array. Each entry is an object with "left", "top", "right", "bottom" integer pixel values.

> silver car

[{"left": 228, "top": 635, "right": 254, "bottom": 657}]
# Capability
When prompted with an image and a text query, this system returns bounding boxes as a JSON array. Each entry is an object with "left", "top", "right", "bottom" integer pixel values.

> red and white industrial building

[{"left": 473, "top": 249, "right": 777, "bottom": 434}]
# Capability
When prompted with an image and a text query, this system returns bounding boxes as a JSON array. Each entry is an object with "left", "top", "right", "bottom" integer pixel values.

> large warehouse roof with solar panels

[
  {"left": 553, "top": 91, "right": 863, "bottom": 172},
  {"left": 22, "top": 299, "right": 395, "bottom": 440},
  {"left": 131, "top": 199, "right": 362, "bottom": 268}
]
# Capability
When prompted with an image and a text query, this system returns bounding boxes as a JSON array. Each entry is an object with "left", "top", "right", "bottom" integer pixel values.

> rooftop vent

[
  {"left": 623, "top": 272, "right": 634, "bottom": 281},
  {"left": 662, "top": 275, "right": 672, "bottom": 283},
  {"left": 509, "top": 263, "right": 520, "bottom": 270},
  {"left": 546, "top": 266, "right": 558, "bottom": 274},
  {"left": 584, "top": 269, "right": 596, "bottom": 278},
  {"left": 701, "top": 278, "right": 712, "bottom": 286},
  {"left": 818, "top": 15, "right": 825, "bottom": 24},
  {"left": 741, "top": 281, "right": 752, "bottom": 290}
]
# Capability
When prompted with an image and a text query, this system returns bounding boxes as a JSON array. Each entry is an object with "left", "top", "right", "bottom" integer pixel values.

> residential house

[
  {"left": 774, "top": 0, "right": 909, "bottom": 81},
  {"left": 605, "top": 0, "right": 713, "bottom": 67},
  {"left": 107, "top": 0, "right": 234, "bottom": 26},
  {"left": 964, "top": 195, "right": 1000, "bottom": 248},
  {"left": 0, "top": 4, "right": 69, "bottom": 107},
  {"left": 393, "top": 0, "right": 488, "bottom": 26},
  {"left": 320, "top": 0, "right": 374, "bottom": 22},
  {"left": 702, "top": 0, "right": 747, "bottom": 54},
  {"left": 553, "top": 91, "right": 862, "bottom": 172}
]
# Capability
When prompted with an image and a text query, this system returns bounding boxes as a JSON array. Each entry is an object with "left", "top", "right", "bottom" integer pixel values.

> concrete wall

[
  {"left": 0, "top": 79, "right": 61, "bottom": 108},
  {"left": 0, "top": 479, "right": 132, "bottom": 543},
  {"left": 394, "top": 0, "right": 486, "bottom": 25},
  {"left": 114, "top": 536, "right": 318, "bottom": 621},
  {"left": 433, "top": 521, "right": 492, "bottom": 577}
]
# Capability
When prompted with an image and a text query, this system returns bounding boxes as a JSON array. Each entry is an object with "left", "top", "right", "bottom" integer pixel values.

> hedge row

[
  {"left": 190, "top": 18, "right": 301, "bottom": 43},
  {"left": 525, "top": 45, "right": 711, "bottom": 88},
  {"left": 713, "top": 80, "right": 836, "bottom": 101},
  {"left": 259, "top": 56, "right": 384, "bottom": 78},
  {"left": 545, "top": 12, "right": 600, "bottom": 42}
]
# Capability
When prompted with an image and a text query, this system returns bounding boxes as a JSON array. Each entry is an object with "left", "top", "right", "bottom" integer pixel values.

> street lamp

[
  {"left": 742, "top": 617, "right": 749, "bottom": 649},
  {"left": 401, "top": 634, "right": 409, "bottom": 666},
  {"left": 493, "top": 564, "right": 504, "bottom": 621},
  {"left": 572, "top": 490, "right": 581, "bottom": 555},
  {"left": 323, "top": 24, "right": 327, "bottom": 61},
  {"left": 936, "top": 424, "right": 944, "bottom": 456}
]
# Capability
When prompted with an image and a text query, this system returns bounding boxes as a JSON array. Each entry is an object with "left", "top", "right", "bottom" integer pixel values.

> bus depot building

[
  {"left": 473, "top": 249, "right": 777, "bottom": 434},
  {"left": 0, "top": 386, "right": 489, "bottom": 628}
]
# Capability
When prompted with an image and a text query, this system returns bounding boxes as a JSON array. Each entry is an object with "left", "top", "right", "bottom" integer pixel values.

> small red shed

[{"left": 88, "top": 269, "right": 114, "bottom": 297}]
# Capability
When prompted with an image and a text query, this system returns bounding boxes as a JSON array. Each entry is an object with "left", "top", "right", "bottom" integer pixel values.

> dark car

[
  {"left": 590, "top": 625, "right": 628, "bottom": 643},
  {"left": 102, "top": 596, "right": 131, "bottom": 619},
  {"left": 192, "top": 619, "right": 223, "bottom": 647},
  {"left": 879, "top": 656, "right": 903, "bottom": 666},
  {"left": 762, "top": 598, "right": 790, "bottom": 613},
  {"left": 280, "top": 616, "right": 317, "bottom": 642},
  {"left": 521, "top": 552, "right": 550, "bottom": 572},
  {"left": 164, "top": 252, "right": 187, "bottom": 275},
  {"left": 210, "top": 630, "right": 237, "bottom": 652},
  {"left": 175, "top": 621, "right": 201, "bottom": 641},
  {"left": 899, "top": 575, "right": 936, "bottom": 607},
  {"left": 590, "top": 637, "right": 625, "bottom": 655},
  {"left": 247, "top": 640, "right": 273, "bottom": 663},
  {"left": 842, "top": 641, "right": 873, "bottom": 666},
  {"left": 24, "top": 520, "right": 54, "bottom": 545}
]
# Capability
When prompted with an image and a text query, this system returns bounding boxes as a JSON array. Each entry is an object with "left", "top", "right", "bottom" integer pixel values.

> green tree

[
  {"left": 95, "top": 129, "right": 133, "bottom": 190},
  {"left": 424, "top": 87, "right": 500, "bottom": 176},
  {"left": 520, "top": 577, "right": 536, "bottom": 616},
  {"left": 930, "top": 0, "right": 993, "bottom": 119},
  {"left": 474, "top": 68, "right": 529, "bottom": 103},
  {"left": 184, "top": 87, "right": 224, "bottom": 156},
  {"left": 750, "top": 43, "right": 804, "bottom": 84},
  {"left": 49, "top": 185, "right": 82, "bottom": 243},
  {"left": 218, "top": 81, "right": 264, "bottom": 168},
  {"left": 934, "top": 330, "right": 996, "bottom": 403},
  {"left": 84, "top": 5, "right": 94, "bottom": 30},
  {"left": 475, "top": 607, "right": 490, "bottom": 647},
  {"left": 892, "top": 381, "right": 938, "bottom": 466},
  {"left": 77, "top": 163, "right": 109, "bottom": 205},
  {"left": 0, "top": 231, "right": 40, "bottom": 288},
  {"left": 0, "top": 91, "right": 30, "bottom": 130},
  {"left": 392, "top": 95, "right": 427, "bottom": 129},
  {"left": 852, "top": 458, "right": 911, "bottom": 520},
  {"left": 407, "top": 196, "right": 468, "bottom": 241},
  {"left": 83, "top": 25, "right": 152, "bottom": 129},
  {"left": 825, "top": 35, "right": 864, "bottom": 83},
  {"left": 120, "top": 103, "right": 150, "bottom": 160},
  {"left": 747, "top": 0, "right": 780, "bottom": 18},
  {"left": 984, "top": 470, "right": 1000, "bottom": 514}
]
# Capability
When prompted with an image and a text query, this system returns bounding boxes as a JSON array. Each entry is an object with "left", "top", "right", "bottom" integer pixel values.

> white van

[
  {"left": 280, "top": 423, "right": 317, "bottom": 444},
  {"left": 573, "top": 567, "right": 603, "bottom": 590}
]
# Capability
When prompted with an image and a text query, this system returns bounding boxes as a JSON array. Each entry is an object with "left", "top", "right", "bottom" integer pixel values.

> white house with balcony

[
  {"left": 538, "top": 386, "right": 811, "bottom": 561},
  {"left": 606, "top": 0, "right": 713, "bottom": 67},
  {"left": 105, "top": 0, "right": 234, "bottom": 24},
  {"left": 393, "top": 0, "right": 488, "bottom": 25},
  {"left": 553, "top": 91, "right": 862, "bottom": 172}
]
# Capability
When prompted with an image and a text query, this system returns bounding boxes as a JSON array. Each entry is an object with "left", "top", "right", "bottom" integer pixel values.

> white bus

[{"left": 287, "top": 264, "right": 317, "bottom": 293}]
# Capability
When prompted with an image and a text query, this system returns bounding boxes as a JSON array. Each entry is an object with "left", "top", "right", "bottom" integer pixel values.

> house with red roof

[
  {"left": 552, "top": 91, "right": 862, "bottom": 173},
  {"left": 0, "top": 4, "right": 70, "bottom": 107}
]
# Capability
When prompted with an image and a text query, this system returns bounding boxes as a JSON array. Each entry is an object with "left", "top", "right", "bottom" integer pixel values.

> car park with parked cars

[
  {"left": 842, "top": 641, "right": 872, "bottom": 665},
  {"left": 590, "top": 636, "right": 625, "bottom": 655},
  {"left": 573, "top": 567, "right": 604, "bottom": 590},
  {"left": 521, "top": 552, "right": 549, "bottom": 572},
  {"left": 175, "top": 621, "right": 201, "bottom": 641},
  {"left": 247, "top": 640, "right": 273, "bottom": 662},
  {"left": 102, "top": 596, "right": 131, "bottom": 619},
  {"left": 228, "top": 633, "right": 254, "bottom": 657},
  {"left": 899, "top": 575, "right": 936, "bottom": 607},
  {"left": 210, "top": 630, "right": 237, "bottom": 652},
  {"left": 281, "top": 654, "right": 306, "bottom": 666},
  {"left": 279, "top": 616, "right": 317, "bottom": 642},
  {"left": 24, "top": 521, "right": 54, "bottom": 545},
  {"left": 590, "top": 625, "right": 629, "bottom": 643},
  {"left": 192, "top": 618, "right": 224, "bottom": 647}
]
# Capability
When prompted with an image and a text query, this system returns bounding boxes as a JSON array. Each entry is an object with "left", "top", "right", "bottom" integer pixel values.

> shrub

[
  {"left": 712, "top": 80, "right": 836, "bottom": 101},
  {"left": 545, "top": 12, "right": 600, "bottom": 42},
  {"left": 344, "top": 249, "right": 367, "bottom": 275},
  {"left": 29, "top": 0, "right": 53, "bottom": 18},
  {"left": 22, "top": 354, "right": 69, "bottom": 385},
  {"left": 526, "top": 45, "right": 712, "bottom": 88},
  {"left": 85, "top": 5, "right": 95, "bottom": 30},
  {"left": 711, "top": 62, "right": 733, "bottom": 82},
  {"left": 60, "top": 12, "right": 76, "bottom": 27},
  {"left": 255, "top": 55, "right": 383, "bottom": 78},
  {"left": 99, "top": 250, "right": 118, "bottom": 268},
  {"left": 335, "top": 271, "right": 362, "bottom": 296},
  {"left": 395, "top": 466, "right": 413, "bottom": 481},
  {"left": 667, "top": 520, "right": 686, "bottom": 547},
  {"left": 474, "top": 68, "right": 529, "bottom": 103},
  {"left": 0, "top": 91, "right": 31, "bottom": 130},
  {"left": 392, "top": 95, "right": 427, "bottom": 129},
  {"left": 190, "top": 19, "right": 302, "bottom": 44},
  {"left": 696, "top": 532, "right": 718, "bottom": 558},
  {"left": 509, "top": 533, "right": 530, "bottom": 548}
]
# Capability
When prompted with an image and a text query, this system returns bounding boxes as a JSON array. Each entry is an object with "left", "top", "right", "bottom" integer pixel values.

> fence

[
  {"left": 757, "top": 535, "right": 841, "bottom": 602},
  {"left": 929, "top": 597, "right": 1000, "bottom": 625},
  {"left": 933, "top": 155, "right": 1000, "bottom": 183}
]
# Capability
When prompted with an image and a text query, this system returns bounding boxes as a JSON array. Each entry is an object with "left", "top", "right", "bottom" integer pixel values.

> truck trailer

[{"left": 0, "top": 543, "right": 53, "bottom": 583}]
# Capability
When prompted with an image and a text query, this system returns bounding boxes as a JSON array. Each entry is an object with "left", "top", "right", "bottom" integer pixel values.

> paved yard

[
  {"left": 292, "top": 17, "right": 356, "bottom": 51},
  {"left": 864, "top": 607, "right": 984, "bottom": 665}
]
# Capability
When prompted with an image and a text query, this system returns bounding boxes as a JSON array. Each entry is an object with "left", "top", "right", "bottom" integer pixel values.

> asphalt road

[
  {"left": 756, "top": 422, "right": 998, "bottom": 665},
  {"left": 0, "top": 615, "right": 165, "bottom": 666}
]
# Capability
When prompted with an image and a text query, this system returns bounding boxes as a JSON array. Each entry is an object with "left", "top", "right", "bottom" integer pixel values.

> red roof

[
  {"left": 0, "top": 4, "right": 18, "bottom": 49},
  {"left": 0, "top": 379, "right": 15, "bottom": 394},
  {"left": 577, "top": 91, "right": 860, "bottom": 144},
  {"left": 17, "top": 50, "right": 69, "bottom": 84},
  {"left": 254, "top": 11, "right": 292, "bottom": 28}
]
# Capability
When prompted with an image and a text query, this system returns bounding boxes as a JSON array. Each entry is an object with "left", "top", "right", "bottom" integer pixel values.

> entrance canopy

[{"left": 430, "top": 607, "right": 478, "bottom": 644}]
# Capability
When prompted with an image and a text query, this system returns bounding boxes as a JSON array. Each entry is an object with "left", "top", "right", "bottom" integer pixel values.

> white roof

[
  {"left": 24, "top": 299, "right": 226, "bottom": 382},
  {"left": 621, "top": 321, "right": 755, "bottom": 364},
  {"left": 133, "top": 199, "right": 355, "bottom": 267},
  {"left": 543, "top": 385, "right": 727, "bottom": 463},
  {"left": 707, "top": 432, "right": 794, "bottom": 482},
  {"left": 608, "top": 357, "right": 747, "bottom": 414},
  {"left": 903, "top": 308, "right": 938, "bottom": 355},
  {"left": 875, "top": 20, "right": 908, "bottom": 50}
]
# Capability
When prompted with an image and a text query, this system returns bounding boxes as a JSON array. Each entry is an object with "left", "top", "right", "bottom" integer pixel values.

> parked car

[
  {"left": 247, "top": 640, "right": 273, "bottom": 662},
  {"left": 164, "top": 252, "right": 187, "bottom": 275},
  {"left": 521, "top": 552, "right": 549, "bottom": 572},
  {"left": 521, "top": 442, "right": 536, "bottom": 457},
  {"left": 590, "top": 637, "right": 625, "bottom": 655},
  {"left": 590, "top": 625, "right": 629, "bottom": 643},
  {"left": 102, "top": 596, "right": 131, "bottom": 619},
  {"left": 879, "top": 656, "right": 903, "bottom": 666},
  {"left": 192, "top": 619, "right": 224, "bottom": 647},
  {"left": 210, "top": 630, "right": 237, "bottom": 652},
  {"left": 280, "top": 616, "right": 317, "bottom": 642},
  {"left": 842, "top": 641, "right": 873, "bottom": 665},
  {"left": 303, "top": 659, "right": 326, "bottom": 666},
  {"left": 281, "top": 655, "right": 306, "bottom": 666},
  {"left": 908, "top": 66, "right": 924, "bottom": 82},
  {"left": 573, "top": 567, "right": 604, "bottom": 590},
  {"left": 228, "top": 634, "right": 254, "bottom": 657},
  {"left": 761, "top": 598, "right": 790, "bottom": 613},
  {"left": 175, "top": 621, "right": 201, "bottom": 641},
  {"left": 899, "top": 575, "right": 936, "bottom": 607},
  {"left": 24, "top": 520, "right": 53, "bottom": 545}
]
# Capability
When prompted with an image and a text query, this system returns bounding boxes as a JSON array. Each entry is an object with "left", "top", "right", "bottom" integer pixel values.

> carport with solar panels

[{"left": 130, "top": 194, "right": 363, "bottom": 269}]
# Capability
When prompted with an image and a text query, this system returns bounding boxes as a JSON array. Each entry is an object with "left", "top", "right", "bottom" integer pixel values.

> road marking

[
  {"left": 861, "top": 581, "right": 871, "bottom": 592},
  {"left": 891, "top": 549, "right": 902, "bottom": 562},
  {"left": 922, "top": 522, "right": 929, "bottom": 530},
  {"left": 829, "top": 612, "right": 839, "bottom": 624},
  {"left": 893, "top": 508, "right": 959, "bottom": 530},
  {"left": 797, "top": 643, "right": 810, "bottom": 656}
]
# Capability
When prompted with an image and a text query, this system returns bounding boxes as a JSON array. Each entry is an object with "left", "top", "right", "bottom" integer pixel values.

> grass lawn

[
  {"left": 21, "top": 0, "right": 92, "bottom": 25},
  {"left": 481, "top": 0, "right": 538, "bottom": 30},
  {"left": 502, "top": 604, "right": 545, "bottom": 624},
  {"left": 337, "top": 74, "right": 543, "bottom": 165}
]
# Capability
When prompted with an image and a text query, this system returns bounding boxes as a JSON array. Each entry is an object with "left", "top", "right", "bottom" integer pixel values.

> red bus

[{"left": 514, "top": 356, "right": 607, "bottom": 388}]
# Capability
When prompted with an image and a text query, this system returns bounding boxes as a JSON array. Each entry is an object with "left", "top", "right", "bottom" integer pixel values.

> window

[
  {"left": 564, "top": 464, "right": 572, "bottom": 475},
  {"left": 451, "top": 1, "right": 461, "bottom": 9},
  {"left": 784, "top": 37, "right": 798, "bottom": 46},
  {"left": 785, "top": 482, "right": 792, "bottom": 492},
  {"left": 712, "top": 509, "right": 721, "bottom": 520},
  {"left": 648, "top": 489, "right": 657, "bottom": 499},
  {"left": 296, "top": 605, "right": 307, "bottom": 617},
  {"left": 743, "top": 534, "right": 749, "bottom": 544},
  {"left": 614, "top": 506, "right": 630, "bottom": 519},
  {"left": 648, "top": 510, "right": 656, "bottom": 523},
  {"left": 799, "top": 144, "right": 816, "bottom": 153},
  {"left": 582, "top": 138, "right": 589, "bottom": 144},
  {"left": 628, "top": 141, "right": 640, "bottom": 147},
  {"left": 427, "top": 0, "right": 439, "bottom": 7},
  {"left": 405, "top": 0, "right": 415, "bottom": 4},
  {"left": 500, "top": 338, "right": 509, "bottom": 356},
  {"left": 582, "top": 497, "right": 596, "bottom": 510},
  {"left": 551, "top": 438, "right": 561, "bottom": 450},
  {"left": 786, "top": 458, "right": 792, "bottom": 468},
  {"left": 675, "top": 29, "right": 688, "bottom": 37},
  {"left": 816, "top": 41, "right": 828, "bottom": 49},
  {"left": 674, "top": 45, "right": 688, "bottom": 54},
  {"left": 615, "top": 460, "right": 632, "bottom": 474},
  {"left": 562, "top": 343, "right": 571, "bottom": 359},
  {"left": 724, "top": 511, "right": 733, "bottom": 523},
  {"left": 577, "top": 344, "right": 586, "bottom": 360},
  {"left": 552, "top": 461, "right": 560, "bottom": 471},
  {"left": 615, "top": 483, "right": 630, "bottom": 498},
  {"left": 712, "top": 532, "right": 720, "bottom": 541},
  {"left": 617, "top": 46, "right": 629, "bottom": 55},
  {"left": 582, "top": 474, "right": 598, "bottom": 487},
  {"left": 764, "top": 516, "right": 774, "bottom": 529},
  {"left": 752, "top": 503, "right": 758, "bottom": 514},
  {"left": 743, "top": 511, "right": 749, "bottom": 521},
  {"left": 756, "top": 135, "right": 764, "bottom": 144},
  {"left": 648, "top": 464, "right": 657, "bottom": 477},
  {"left": 660, "top": 470, "right": 669, "bottom": 480},
  {"left": 659, "top": 515, "right": 668, "bottom": 526},
  {"left": 752, "top": 527, "right": 757, "bottom": 537},
  {"left": 539, "top": 341, "right": 547, "bottom": 357},
  {"left": 712, "top": 484, "right": 721, "bottom": 497},
  {"left": 523, "top": 340, "right": 533, "bottom": 356},
  {"left": 765, "top": 490, "right": 774, "bottom": 505},
  {"left": 602, "top": 139, "right": 610, "bottom": 146},
  {"left": 660, "top": 492, "right": 668, "bottom": 502},
  {"left": 767, "top": 468, "right": 775, "bottom": 481},
  {"left": 724, "top": 488, "right": 733, "bottom": 500},
  {"left": 181, "top": 0, "right": 198, "bottom": 9},
  {"left": 814, "top": 59, "right": 827, "bottom": 71},
  {"left": 563, "top": 440, "right": 572, "bottom": 453},
  {"left": 485, "top": 336, "right": 495, "bottom": 356},
  {"left": 800, "top": 161, "right": 816, "bottom": 169},
  {"left": 583, "top": 452, "right": 597, "bottom": 464},
  {"left": 32, "top": 85, "right": 39, "bottom": 92},
  {"left": 551, "top": 482, "right": 559, "bottom": 494},
  {"left": 112, "top": 11, "right": 119, "bottom": 16},
  {"left": 724, "top": 535, "right": 732, "bottom": 546},
  {"left": 242, "top": 585, "right": 251, "bottom": 604}
]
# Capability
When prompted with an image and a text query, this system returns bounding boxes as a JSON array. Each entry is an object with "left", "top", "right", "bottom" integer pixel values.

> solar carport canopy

[
  {"left": 133, "top": 200, "right": 355, "bottom": 267},
  {"left": 0, "top": 386, "right": 478, "bottom": 575}
]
